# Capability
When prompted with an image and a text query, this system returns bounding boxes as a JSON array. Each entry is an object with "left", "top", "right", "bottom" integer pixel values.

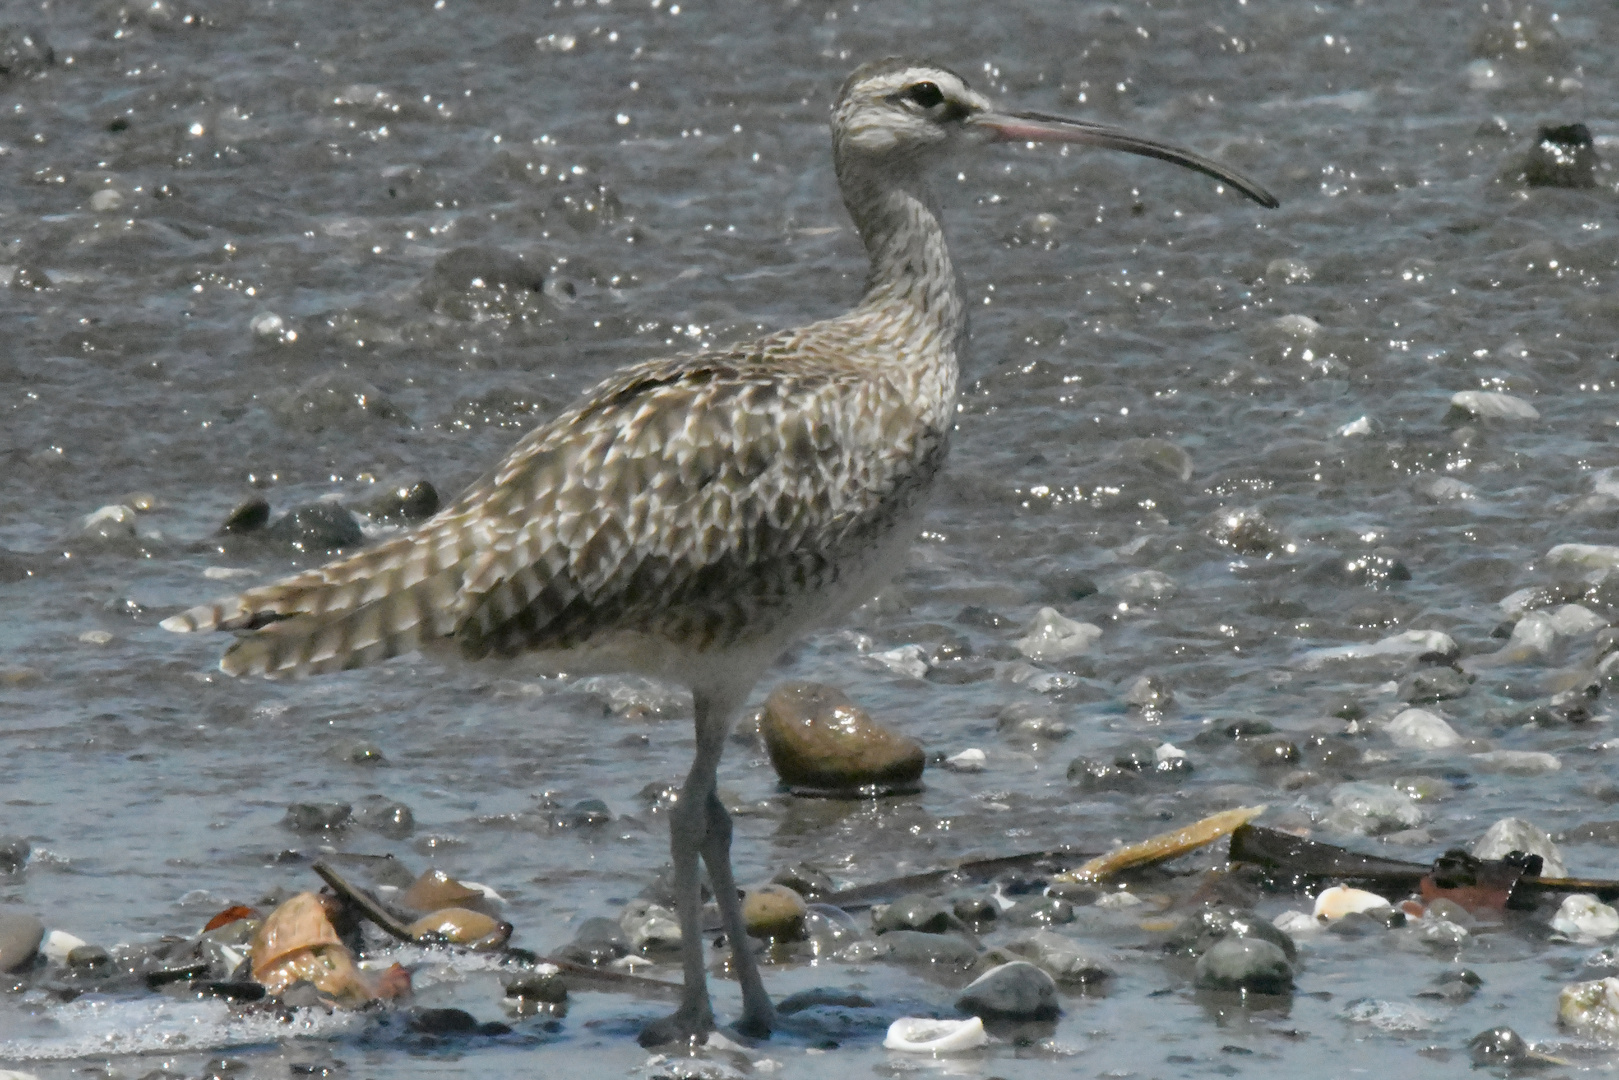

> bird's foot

[
  {"left": 732, "top": 1004, "right": 775, "bottom": 1042},
  {"left": 637, "top": 1006, "right": 716, "bottom": 1049}
]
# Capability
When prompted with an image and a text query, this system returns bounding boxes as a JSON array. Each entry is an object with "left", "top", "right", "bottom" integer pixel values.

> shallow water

[{"left": 2, "top": 0, "right": 1619, "bottom": 1075}]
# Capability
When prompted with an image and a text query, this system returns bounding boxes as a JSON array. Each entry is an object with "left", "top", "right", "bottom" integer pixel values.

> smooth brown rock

[
  {"left": 741, "top": 884, "right": 808, "bottom": 940},
  {"left": 760, "top": 682, "right": 924, "bottom": 792}
]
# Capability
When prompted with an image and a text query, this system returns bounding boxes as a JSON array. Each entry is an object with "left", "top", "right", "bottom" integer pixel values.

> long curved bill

[{"left": 973, "top": 109, "right": 1279, "bottom": 209}]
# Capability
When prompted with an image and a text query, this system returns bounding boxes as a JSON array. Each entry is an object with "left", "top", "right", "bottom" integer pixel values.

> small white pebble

[
  {"left": 1273, "top": 910, "right": 1317, "bottom": 935},
  {"left": 203, "top": 566, "right": 257, "bottom": 580},
  {"left": 41, "top": 930, "right": 87, "bottom": 963},
  {"left": 1094, "top": 891, "right": 1142, "bottom": 910},
  {"left": 1337, "top": 415, "right": 1374, "bottom": 437},
  {"left": 1313, "top": 885, "right": 1391, "bottom": 920},
  {"left": 944, "top": 748, "right": 987, "bottom": 773},
  {"left": 1552, "top": 894, "right": 1619, "bottom": 941},
  {"left": 78, "top": 630, "right": 113, "bottom": 646},
  {"left": 90, "top": 188, "right": 124, "bottom": 212},
  {"left": 250, "top": 312, "right": 286, "bottom": 338}
]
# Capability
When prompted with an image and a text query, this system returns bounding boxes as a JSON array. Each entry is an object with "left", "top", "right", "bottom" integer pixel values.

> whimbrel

[{"left": 163, "top": 58, "right": 1275, "bottom": 1044}]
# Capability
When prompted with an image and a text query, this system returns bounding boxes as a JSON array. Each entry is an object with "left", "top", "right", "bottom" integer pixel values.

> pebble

[
  {"left": 759, "top": 682, "right": 924, "bottom": 793},
  {"left": 873, "top": 894, "right": 958, "bottom": 935},
  {"left": 555, "top": 917, "right": 628, "bottom": 966},
  {"left": 1448, "top": 390, "right": 1539, "bottom": 422},
  {"left": 866, "top": 930, "right": 979, "bottom": 968},
  {"left": 803, "top": 904, "right": 864, "bottom": 955},
  {"left": 1005, "top": 931, "right": 1112, "bottom": 985},
  {"left": 1123, "top": 674, "right": 1173, "bottom": 711},
  {"left": 270, "top": 371, "right": 408, "bottom": 433},
  {"left": 1324, "top": 781, "right": 1424, "bottom": 835},
  {"left": 950, "top": 892, "right": 999, "bottom": 925},
  {"left": 1558, "top": 976, "right": 1619, "bottom": 1037},
  {"left": 777, "top": 987, "right": 874, "bottom": 1014},
  {"left": 1470, "top": 750, "right": 1560, "bottom": 775},
  {"left": 1547, "top": 543, "right": 1619, "bottom": 571},
  {"left": 1194, "top": 937, "right": 1293, "bottom": 994},
  {"left": 943, "top": 748, "right": 987, "bottom": 772},
  {"left": 618, "top": 899, "right": 681, "bottom": 952},
  {"left": 1551, "top": 894, "right": 1619, "bottom": 941},
  {"left": 360, "top": 480, "right": 441, "bottom": 524},
  {"left": 1169, "top": 906, "right": 1298, "bottom": 961},
  {"left": 1467, "top": 1027, "right": 1535, "bottom": 1069},
  {"left": 0, "top": 836, "right": 29, "bottom": 873},
  {"left": 1472, "top": 817, "right": 1567, "bottom": 878},
  {"left": 883, "top": 1016, "right": 987, "bottom": 1053},
  {"left": 1299, "top": 629, "right": 1457, "bottom": 669},
  {"left": 770, "top": 863, "right": 833, "bottom": 899},
  {"left": 356, "top": 798, "right": 414, "bottom": 839},
  {"left": 1005, "top": 896, "right": 1075, "bottom": 926},
  {"left": 1397, "top": 667, "right": 1471, "bottom": 704},
  {"left": 504, "top": 969, "right": 567, "bottom": 1010},
  {"left": 955, "top": 960, "right": 1058, "bottom": 1020},
  {"left": 219, "top": 496, "right": 271, "bottom": 534},
  {"left": 81, "top": 504, "right": 137, "bottom": 541},
  {"left": 995, "top": 702, "right": 1070, "bottom": 743},
  {"left": 1342, "top": 999, "right": 1435, "bottom": 1032},
  {"left": 867, "top": 643, "right": 929, "bottom": 679},
  {"left": 1012, "top": 607, "right": 1101, "bottom": 662},
  {"left": 1109, "top": 569, "right": 1179, "bottom": 603},
  {"left": 1549, "top": 603, "right": 1607, "bottom": 636},
  {"left": 1385, "top": 708, "right": 1463, "bottom": 749},
  {"left": 264, "top": 503, "right": 365, "bottom": 552},
  {"left": 1313, "top": 885, "right": 1393, "bottom": 921},
  {"left": 740, "top": 884, "right": 807, "bottom": 941},
  {"left": 281, "top": 802, "right": 353, "bottom": 833},
  {"left": 1522, "top": 123, "right": 1599, "bottom": 188}
]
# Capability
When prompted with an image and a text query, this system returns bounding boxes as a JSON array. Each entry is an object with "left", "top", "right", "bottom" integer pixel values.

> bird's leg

[
  {"left": 636, "top": 731, "right": 721, "bottom": 1047},
  {"left": 701, "top": 786, "right": 775, "bottom": 1038}
]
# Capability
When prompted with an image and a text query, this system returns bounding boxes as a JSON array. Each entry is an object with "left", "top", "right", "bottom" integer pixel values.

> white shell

[
  {"left": 883, "top": 1016, "right": 988, "bottom": 1053},
  {"left": 944, "top": 748, "right": 987, "bottom": 772},
  {"left": 1312, "top": 885, "right": 1390, "bottom": 921}
]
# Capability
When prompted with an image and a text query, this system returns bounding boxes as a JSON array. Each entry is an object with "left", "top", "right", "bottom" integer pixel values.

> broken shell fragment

[
  {"left": 1056, "top": 805, "right": 1266, "bottom": 884},
  {"left": 406, "top": 907, "right": 513, "bottom": 949},
  {"left": 399, "top": 868, "right": 492, "bottom": 914},
  {"left": 883, "top": 1015, "right": 988, "bottom": 1053},
  {"left": 248, "top": 892, "right": 343, "bottom": 976}
]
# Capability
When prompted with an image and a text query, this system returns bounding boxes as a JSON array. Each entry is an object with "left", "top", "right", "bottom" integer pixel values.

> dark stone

[
  {"left": 1523, "top": 124, "right": 1598, "bottom": 189},
  {"left": 956, "top": 605, "right": 1012, "bottom": 629},
  {"left": 1039, "top": 567, "right": 1099, "bottom": 602},
  {"left": 771, "top": 862, "right": 834, "bottom": 899},
  {"left": 219, "top": 496, "right": 270, "bottom": 534},
  {"left": 265, "top": 504, "right": 364, "bottom": 552},
  {"left": 760, "top": 682, "right": 924, "bottom": 793},
  {"left": 505, "top": 971, "right": 567, "bottom": 1003},
  {"left": 194, "top": 980, "right": 266, "bottom": 1002},
  {"left": 555, "top": 917, "right": 628, "bottom": 966},
  {"left": 553, "top": 798, "right": 610, "bottom": 828},
  {"left": 956, "top": 960, "right": 1059, "bottom": 1020},
  {"left": 0, "top": 836, "right": 29, "bottom": 873},
  {"left": 877, "top": 930, "right": 979, "bottom": 968},
  {"left": 1165, "top": 906, "right": 1297, "bottom": 961},
  {"left": 950, "top": 892, "right": 999, "bottom": 924},
  {"left": 362, "top": 480, "right": 440, "bottom": 524},
  {"left": 1194, "top": 937, "right": 1293, "bottom": 994},
  {"left": 1419, "top": 969, "right": 1482, "bottom": 1002},
  {"left": 281, "top": 802, "right": 353, "bottom": 833},
  {"left": 1004, "top": 896, "right": 1074, "bottom": 927},
  {"left": 1065, "top": 756, "right": 1140, "bottom": 793},
  {"left": 66, "top": 944, "right": 110, "bottom": 971},
  {"left": 357, "top": 800, "right": 414, "bottom": 839},
  {"left": 1399, "top": 666, "right": 1471, "bottom": 704},
  {"left": 1468, "top": 1026, "right": 1533, "bottom": 1068},
  {"left": 874, "top": 894, "right": 959, "bottom": 935},
  {"left": 407, "top": 1007, "right": 480, "bottom": 1034},
  {"left": 777, "top": 987, "right": 875, "bottom": 1014},
  {"left": 1244, "top": 736, "right": 1300, "bottom": 768}
]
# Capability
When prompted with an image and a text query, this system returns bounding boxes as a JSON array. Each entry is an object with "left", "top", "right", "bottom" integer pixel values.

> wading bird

[{"left": 163, "top": 57, "right": 1274, "bottom": 1045}]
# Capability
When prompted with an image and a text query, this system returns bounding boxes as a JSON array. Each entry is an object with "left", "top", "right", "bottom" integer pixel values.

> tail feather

[{"left": 163, "top": 523, "right": 476, "bottom": 678}]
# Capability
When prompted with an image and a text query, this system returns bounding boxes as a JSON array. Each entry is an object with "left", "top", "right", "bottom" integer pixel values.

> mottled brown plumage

[{"left": 163, "top": 58, "right": 1273, "bottom": 1044}]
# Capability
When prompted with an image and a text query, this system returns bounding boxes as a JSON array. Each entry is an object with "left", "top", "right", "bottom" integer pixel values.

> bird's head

[{"left": 833, "top": 57, "right": 1277, "bottom": 208}]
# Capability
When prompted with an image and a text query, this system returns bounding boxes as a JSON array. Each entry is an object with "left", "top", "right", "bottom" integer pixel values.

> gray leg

[
  {"left": 702, "top": 788, "right": 775, "bottom": 1038},
  {"left": 637, "top": 736, "right": 721, "bottom": 1046}
]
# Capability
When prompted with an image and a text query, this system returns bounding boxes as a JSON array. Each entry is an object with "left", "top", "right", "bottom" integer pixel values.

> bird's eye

[{"left": 906, "top": 81, "right": 944, "bottom": 109}]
